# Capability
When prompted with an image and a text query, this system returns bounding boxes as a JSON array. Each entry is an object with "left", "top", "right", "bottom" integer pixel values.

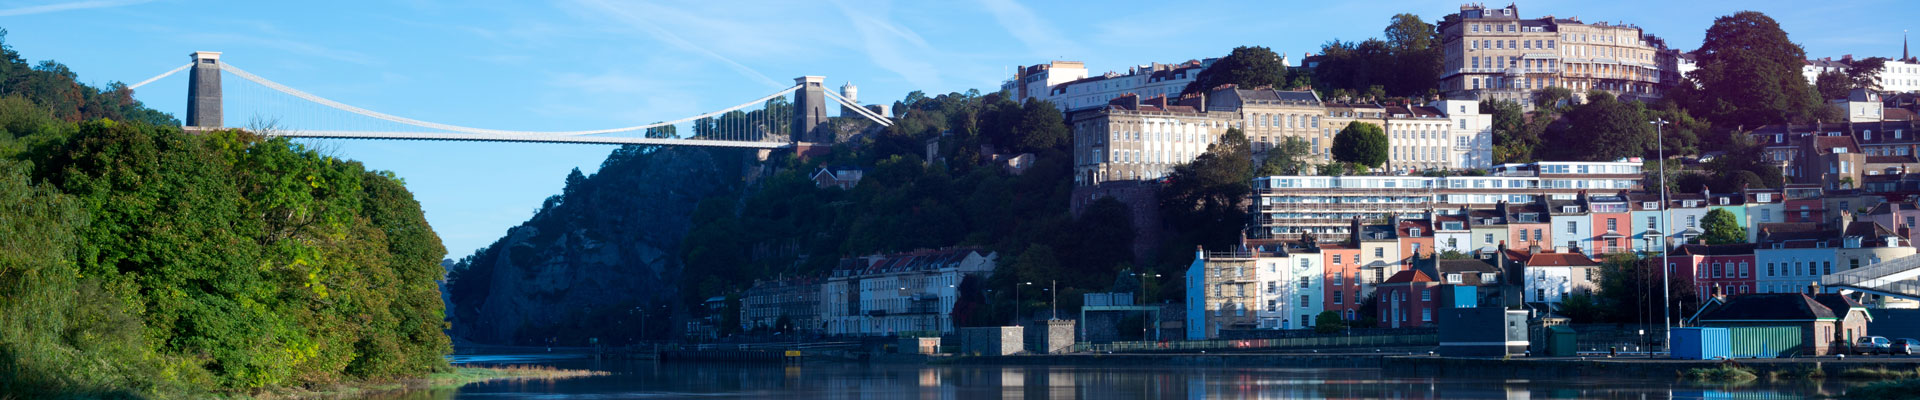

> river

[{"left": 357, "top": 353, "right": 1869, "bottom": 399}]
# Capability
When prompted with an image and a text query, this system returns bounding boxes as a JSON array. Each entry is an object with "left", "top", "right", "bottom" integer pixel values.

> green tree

[
  {"left": 1688, "top": 11, "right": 1828, "bottom": 127},
  {"left": 1256, "top": 137, "right": 1313, "bottom": 176},
  {"left": 1313, "top": 311, "right": 1348, "bottom": 334},
  {"left": 1182, "top": 46, "right": 1287, "bottom": 95},
  {"left": 1332, "top": 122, "right": 1388, "bottom": 168},
  {"left": 1383, "top": 13, "right": 1442, "bottom": 96},
  {"left": 1161, "top": 128, "right": 1253, "bottom": 252},
  {"left": 1700, "top": 208, "right": 1746, "bottom": 245},
  {"left": 1481, "top": 100, "right": 1533, "bottom": 163},
  {"left": 1847, "top": 57, "right": 1888, "bottom": 91},
  {"left": 1815, "top": 70, "right": 1851, "bottom": 100},
  {"left": 1551, "top": 91, "right": 1656, "bottom": 161}
]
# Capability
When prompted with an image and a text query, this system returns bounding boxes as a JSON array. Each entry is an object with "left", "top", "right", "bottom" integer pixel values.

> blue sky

[{"left": 2, "top": 0, "right": 1914, "bottom": 259}]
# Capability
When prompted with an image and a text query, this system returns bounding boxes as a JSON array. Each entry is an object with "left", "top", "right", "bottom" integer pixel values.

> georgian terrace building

[
  {"left": 1439, "top": 3, "right": 1679, "bottom": 105},
  {"left": 1253, "top": 160, "right": 1642, "bottom": 239},
  {"left": 1072, "top": 88, "right": 1497, "bottom": 187}
]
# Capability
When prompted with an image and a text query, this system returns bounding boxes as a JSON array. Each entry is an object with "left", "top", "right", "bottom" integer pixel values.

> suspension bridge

[{"left": 129, "top": 52, "right": 893, "bottom": 149}]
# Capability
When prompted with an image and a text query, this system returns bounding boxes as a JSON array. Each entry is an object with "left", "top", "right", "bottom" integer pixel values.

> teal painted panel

[{"left": 1728, "top": 326, "right": 1802, "bottom": 358}]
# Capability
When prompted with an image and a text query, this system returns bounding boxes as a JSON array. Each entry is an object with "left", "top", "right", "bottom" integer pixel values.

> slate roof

[
  {"left": 1673, "top": 243, "right": 1758, "bottom": 257},
  {"left": 1697, "top": 293, "right": 1840, "bottom": 322}
]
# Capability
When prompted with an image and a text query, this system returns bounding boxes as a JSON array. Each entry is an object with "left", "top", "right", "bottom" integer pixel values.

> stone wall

[
  {"left": 962, "top": 326, "right": 1024, "bottom": 356},
  {"left": 1028, "top": 320, "right": 1076, "bottom": 354}
]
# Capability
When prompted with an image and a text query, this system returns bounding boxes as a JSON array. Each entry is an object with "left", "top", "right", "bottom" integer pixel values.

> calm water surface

[{"left": 362, "top": 353, "right": 1863, "bottom": 399}]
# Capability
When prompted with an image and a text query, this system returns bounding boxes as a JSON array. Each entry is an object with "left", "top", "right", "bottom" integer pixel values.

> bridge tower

[
  {"left": 792, "top": 76, "right": 827, "bottom": 144},
  {"left": 186, "top": 51, "right": 223, "bottom": 128}
]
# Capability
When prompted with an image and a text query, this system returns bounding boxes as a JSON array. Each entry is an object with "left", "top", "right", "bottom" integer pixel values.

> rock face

[{"left": 447, "top": 146, "right": 740, "bottom": 344}]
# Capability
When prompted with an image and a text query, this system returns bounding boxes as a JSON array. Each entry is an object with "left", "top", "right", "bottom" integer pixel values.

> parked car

[
  {"left": 1856, "top": 336, "right": 1892, "bottom": 355},
  {"left": 1895, "top": 338, "right": 1920, "bottom": 355}
]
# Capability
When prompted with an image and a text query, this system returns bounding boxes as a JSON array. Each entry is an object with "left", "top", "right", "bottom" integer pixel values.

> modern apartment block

[
  {"left": 1438, "top": 4, "right": 1678, "bottom": 104},
  {"left": 1252, "top": 160, "right": 1643, "bottom": 239}
]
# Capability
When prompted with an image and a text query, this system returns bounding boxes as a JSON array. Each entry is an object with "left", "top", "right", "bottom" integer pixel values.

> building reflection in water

[{"left": 400, "top": 359, "right": 1836, "bottom": 399}]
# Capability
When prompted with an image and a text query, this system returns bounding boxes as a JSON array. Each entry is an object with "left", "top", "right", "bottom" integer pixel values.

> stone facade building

[{"left": 1439, "top": 4, "right": 1677, "bottom": 104}]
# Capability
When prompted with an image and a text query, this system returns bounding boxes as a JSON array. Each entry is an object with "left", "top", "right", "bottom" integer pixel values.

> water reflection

[{"left": 364, "top": 356, "right": 1860, "bottom": 399}]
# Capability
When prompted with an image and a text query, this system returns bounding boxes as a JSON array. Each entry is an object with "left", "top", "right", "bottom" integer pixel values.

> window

[
  {"left": 1447, "top": 274, "right": 1463, "bottom": 284},
  {"left": 1740, "top": 262, "right": 1749, "bottom": 278},
  {"left": 1422, "top": 309, "right": 1432, "bottom": 322},
  {"left": 1421, "top": 289, "right": 1431, "bottom": 302},
  {"left": 1333, "top": 255, "right": 1343, "bottom": 264},
  {"left": 1334, "top": 291, "right": 1344, "bottom": 304},
  {"left": 1566, "top": 221, "right": 1577, "bottom": 234},
  {"left": 1300, "top": 295, "right": 1310, "bottom": 306},
  {"left": 1824, "top": 261, "right": 1833, "bottom": 275},
  {"left": 1536, "top": 288, "right": 1546, "bottom": 301},
  {"left": 1485, "top": 233, "right": 1495, "bottom": 244},
  {"left": 1607, "top": 219, "right": 1618, "bottom": 232},
  {"left": 1375, "top": 248, "right": 1384, "bottom": 258},
  {"left": 1686, "top": 216, "right": 1697, "bottom": 228},
  {"left": 1298, "top": 276, "right": 1310, "bottom": 288}
]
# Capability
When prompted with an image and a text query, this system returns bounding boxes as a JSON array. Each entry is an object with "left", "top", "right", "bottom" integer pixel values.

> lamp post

[
  {"left": 1652, "top": 117, "right": 1673, "bottom": 353},
  {"left": 1018, "top": 281, "right": 1032, "bottom": 322},
  {"left": 1049, "top": 280, "right": 1058, "bottom": 321},
  {"left": 1139, "top": 271, "right": 1161, "bottom": 341}
]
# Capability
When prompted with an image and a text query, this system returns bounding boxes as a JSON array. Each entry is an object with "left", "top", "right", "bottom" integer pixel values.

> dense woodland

[{"left": 0, "top": 31, "right": 449, "bottom": 397}]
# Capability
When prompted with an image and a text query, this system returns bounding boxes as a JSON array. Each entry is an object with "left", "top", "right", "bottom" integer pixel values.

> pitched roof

[
  {"left": 1503, "top": 250, "right": 1600, "bottom": 267},
  {"left": 1698, "top": 293, "right": 1839, "bottom": 322},
  {"left": 1438, "top": 258, "right": 1502, "bottom": 274},
  {"left": 1381, "top": 269, "right": 1434, "bottom": 284},
  {"left": 1674, "top": 243, "right": 1758, "bottom": 257}
]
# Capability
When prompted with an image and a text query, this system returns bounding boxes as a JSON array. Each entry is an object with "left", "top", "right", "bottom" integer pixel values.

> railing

[
  {"left": 1825, "top": 254, "right": 1920, "bottom": 297},
  {"left": 1072, "top": 332, "right": 1437, "bottom": 353}
]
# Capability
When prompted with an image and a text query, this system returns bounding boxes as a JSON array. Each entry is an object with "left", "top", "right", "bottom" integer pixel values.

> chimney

[{"left": 1808, "top": 281, "right": 1822, "bottom": 296}]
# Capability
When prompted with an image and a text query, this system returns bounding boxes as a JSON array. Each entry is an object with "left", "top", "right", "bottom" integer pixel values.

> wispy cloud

[
  {"left": 830, "top": 0, "right": 947, "bottom": 91},
  {"left": 976, "top": 0, "right": 1081, "bottom": 59},
  {"left": 0, "top": 0, "right": 151, "bottom": 17},
  {"left": 568, "top": 0, "right": 787, "bottom": 89}
]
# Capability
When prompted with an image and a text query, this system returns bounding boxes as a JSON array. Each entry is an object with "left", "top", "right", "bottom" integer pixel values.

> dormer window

[
  {"left": 1718, "top": 198, "right": 1729, "bottom": 205},
  {"left": 1683, "top": 201, "right": 1698, "bottom": 208},
  {"left": 1816, "top": 241, "right": 1828, "bottom": 248},
  {"left": 1562, "top": 206, "right": 1578, "bottom": 213},
  {"left": 1758, "top": 193, "right": 1773, "bottom": 202},
  {"left": 1409, "top": 228, "right": 1423, "bottom": 237},
  {"left": 1845, "top": 237, "right": 1863, "bottom": 249},
  {"left": 1643, "top": 202, "right": 1657, "bottom": 209}
]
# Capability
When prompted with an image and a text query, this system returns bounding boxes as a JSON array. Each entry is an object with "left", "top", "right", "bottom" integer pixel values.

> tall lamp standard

[
  {"left": 1652, "top": 117, "right": 1673, "bottom": 354},
  {"left": 1139, "top": 271, "right": 1161, "bottom": 341}
]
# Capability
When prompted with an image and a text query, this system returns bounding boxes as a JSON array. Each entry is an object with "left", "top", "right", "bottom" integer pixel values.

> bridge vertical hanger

[
  {"left": 187, "top": 51, "right": 223, "bottom": 128},
  {"left": 793, "top": 76, "right": 827, "bottom": 144}
]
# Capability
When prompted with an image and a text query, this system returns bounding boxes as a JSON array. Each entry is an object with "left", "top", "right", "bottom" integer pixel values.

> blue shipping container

[{"left": 1672, "top": 327, "right": 1732, "bottom": 360}]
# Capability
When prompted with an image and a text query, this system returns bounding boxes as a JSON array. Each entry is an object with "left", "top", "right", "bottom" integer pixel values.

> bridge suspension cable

[
  {"left": 128, "top": 63, "right": 191, "bottom": 90},
  {"left": 218, "top": 62, "right": 803, "bottom": 137},
  {"left": 824, "top": 90, "right": 892, "bottom": 127}
]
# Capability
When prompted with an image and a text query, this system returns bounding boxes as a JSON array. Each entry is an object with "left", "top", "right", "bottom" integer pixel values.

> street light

[
  {"left": 1017, "top": 282, "right": 1033, "bottom": 322},
  {"left": 1138, "top": 271, "right": 1162, "bottom": 341},
  {"left": 1652, "top": 117, "right": 1674, "bottom": 354}
]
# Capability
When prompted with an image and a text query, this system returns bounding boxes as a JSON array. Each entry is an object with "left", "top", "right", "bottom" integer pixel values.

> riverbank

[
  {"left": 255, "top": 365, "right": 609, "bottom": 399},
  {"left": 944, "top": 351, "right": 1920, "bottom": 379}
]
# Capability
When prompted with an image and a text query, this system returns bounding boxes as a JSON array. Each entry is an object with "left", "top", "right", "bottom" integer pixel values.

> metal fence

[{"left": 1072, "top": 333, "right": 1437, "bottom": 353}]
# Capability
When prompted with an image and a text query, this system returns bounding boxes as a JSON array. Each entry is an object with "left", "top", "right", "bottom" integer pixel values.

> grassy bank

[
  {"left": 256, "top": 365, "right": 609, "bottom": 399},
  {"left": 1679, "top": 364, "right": 1758, "bottom": 382}
]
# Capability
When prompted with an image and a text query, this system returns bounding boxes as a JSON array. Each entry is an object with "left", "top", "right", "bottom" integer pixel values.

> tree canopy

[
  {"left": 1256, "top": 137, "right": 1314, "bottom": 176},
  {"left": 1312, "top": 14, "right": 1442, "bottom": 98},
  {"left": 1182, "top": 46, "right": 1288, "bottom": 95},
  {"left": 1700, "top": 208, "right": 1747, "bottom": 245},
  {"left": 1332, "top": 122, "right": 1388, "bottom": 168},
  {"left": 1687, "top": 11, "right": 1830, "bottom": 127}
]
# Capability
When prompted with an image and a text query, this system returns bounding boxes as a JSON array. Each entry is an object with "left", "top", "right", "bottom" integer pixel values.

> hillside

[{"left": 0, "top": 31, "right": 449, "bottom": 397}]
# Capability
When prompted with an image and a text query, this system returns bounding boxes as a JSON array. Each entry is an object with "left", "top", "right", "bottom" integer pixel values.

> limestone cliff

[{"left": 446, "top": 145, "right": 741, "bottom": 344}]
